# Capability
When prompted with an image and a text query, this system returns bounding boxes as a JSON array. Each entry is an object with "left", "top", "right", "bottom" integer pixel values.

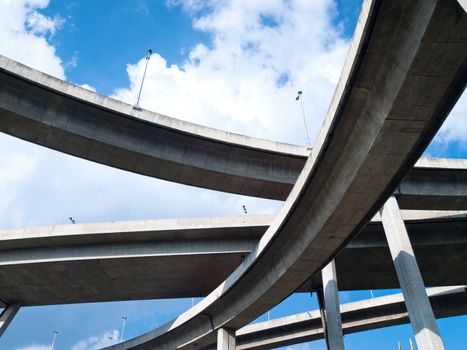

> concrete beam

[
  {"left": 0, "top": 212, "right": 466, "bottom": 305},
  {"left": 234, "top": 286, "right": 467, "bottom": 350},
  {"left": 0, "top": 303, "right": 20, "bottom": 337},
  {"left": 380, "top": 196, "right": 444, "bottom": 350},
  {"left": 304, "top": 212, "right": 467, "bottom": 291},
  {"left": 396, "top": 158, "right": 467, "bottom": 210},
  {"left": 1, "top": 53, "right": 467, "bottom": 203},
  {"left": 102, "top": 0, "right": 467, "bottom": 348},
  {"left": 0, "top": 56, "right": 307, "bottom": 201},
  {"left": 321, "top": 261, "right": 344, "bottom": 350},
  {"left": 217, "top": 328, "right": 236, "bottom": 350},
  {"left": 0, "top": 216, "right": 268, "bottom": 305}
]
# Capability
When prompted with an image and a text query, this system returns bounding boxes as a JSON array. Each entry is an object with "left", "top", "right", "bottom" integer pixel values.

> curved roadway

[
  {"left": 99, "top": 0, "right": 466, "bottom": 348},
  {"left": 0, "top": 57, "right": 307, "bottom": 200}
]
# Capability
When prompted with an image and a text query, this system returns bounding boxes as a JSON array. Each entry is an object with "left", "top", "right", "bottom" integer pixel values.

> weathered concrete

[
  {"left": 0, "top": 216, "right": 269, "bottom": 305},
  {"left": 0, "top": 212, "right": 466, "bottom": 306},
  {"left": 0, "top": 56, "right": 307, "bottom": 201},
  {"left": 217, "top": 328, "right": 235, "bottom": 350},
  {"left": 321, "top": 261, "right": 344, "bottom": 350},
  {"left": 232, "top": 286, "right": 467, "bottom": 350},
  {"left": 1, "top": 54, "right": 467, "bottom": 203},
  {"left": 303, "top": 212, "right": 467, "bottom": 291},
  {"left": 100, "top": 1, "right": 467, "bottom": 348},
  {"left": 0, "top": 303, "right": 20, "bottom": 337},
  {"left": 380, "top": 196, "right": 444, "bottom": 350},
  {"left": 396, "top": 158, "right": 467, "bottom": 210}
]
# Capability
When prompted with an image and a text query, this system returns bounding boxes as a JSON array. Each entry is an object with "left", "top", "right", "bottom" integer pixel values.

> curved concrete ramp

[
  {"left": 100, "top": 1, "right": 467, "bottom": 348},
  {"left": 1, "top": 56, "right": 466, "bottom": 203},
  {"left": 0, "top": 56, "right": 307, "bottom": 200}
]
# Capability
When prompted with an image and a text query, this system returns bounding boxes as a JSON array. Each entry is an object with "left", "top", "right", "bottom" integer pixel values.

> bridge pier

[
  {"left": 321, "top": 260, "right": 345, "bottom": 350},
  {"left": 217, "top": 327, "right": 236, "bottom": 350},
  {"left": 380, "top": 196, "right": 445, "bottom": 350},
  {"left": 0, "top": 302, "right": 20, "bottom": 337}
]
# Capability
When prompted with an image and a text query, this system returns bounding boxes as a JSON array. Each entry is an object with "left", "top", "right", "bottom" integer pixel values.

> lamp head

[{"left": 146, "top": 49, "right": 153, "bottom": 59}]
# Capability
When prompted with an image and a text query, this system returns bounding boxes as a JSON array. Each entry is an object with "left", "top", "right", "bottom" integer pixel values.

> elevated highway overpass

[
  {"left": 0, "top": 60, "right": 466, "bottom": 209},
  {"left": 99, "top": 0, "right": 466, "bottom": 348},
  {"left": 234, "top": 286, "right": 467, "bottom": 350},
  {"left": 0, "top": 0, "right": 465, "bottom": 348},
  {"left": 0, "top": 212, "right": 466, "bottom": 306}
]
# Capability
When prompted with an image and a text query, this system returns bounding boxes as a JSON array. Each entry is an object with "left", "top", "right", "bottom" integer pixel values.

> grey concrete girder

[
  {"left": 0, "top": 303, "right": 20, "bottom": 338},
  {"left": 1, "top": 55, "right": 467, "bottom": 203},
  {"left": 0, "top": 56, "right": 307, "bottom": 200},
  {"left": 103, "top": 0, "right": 467, "bottom": 348},
  {"left": 0, "top": 240, "right": 255, "bottom": 266},
  {"left": 0, "top": 212, "right": 466, "bottom": 305},
  {"left": 233, "top": 286, "right": 467, "bottom": 350}
]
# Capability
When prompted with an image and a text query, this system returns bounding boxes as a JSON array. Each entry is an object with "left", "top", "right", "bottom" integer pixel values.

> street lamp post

[
  {"left": 134, "top": 49, "right": 153, "bottom": 110},
  {"left": 120, "top": 316, "right": 128, "bottom": 342},
  {"left": 295, "top": 91, "right": 311, "bottom": 145},
  {"left": 50, "top": 330, "right": 58, "bottom": 350}
]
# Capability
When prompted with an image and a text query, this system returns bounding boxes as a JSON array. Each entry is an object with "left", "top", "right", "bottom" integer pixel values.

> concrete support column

[
  {"left": 217, "top": 327, "right": 235, "bottom": 350},
  {"left": 322, "top": 260, "right": 345, "bottom": 350},
  {"left": 380, "top": 196, "right": 445, "bottom": 350},
  {"left": 0, "top": 302, "right": 20, "bottom": 337}
]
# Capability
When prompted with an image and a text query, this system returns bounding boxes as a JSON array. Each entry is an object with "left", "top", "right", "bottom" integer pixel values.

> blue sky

[{"left": 0, "top": 0, "right": 466, "bottom": 349}]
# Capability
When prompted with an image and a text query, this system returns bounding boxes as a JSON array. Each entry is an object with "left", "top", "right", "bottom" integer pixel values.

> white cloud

[
  {"left": 284, "top": 340, "right": 327, "bottom": 350},
  {"left": 16, "top": 345, "right": 50, "bottom": 350},
  {"left": 285, "top": 343, "right": 314, "bottom": 350},
  {"left": 26, "top": 10, "right": 64, "bottom": 36},
  {"left": 0, "top": 0, "right": 65, "bottom": 78},
  {"left": 114, "top": 0, "right": 349, "bottom": 145},
  {"left": 71, "top": 330, "right": 120, "bottom": 350},
  {"left": 79, "top": 83, "right": 97, "bottom": 92},
  {"left": 66, "top": 50, "right": 79, "bottom": 68},
  {"left": 0, "top": 148, "right": 37, "bottom": 228},
  {"left": 434, "top": 91, "right": 467, "bottom": 145}
]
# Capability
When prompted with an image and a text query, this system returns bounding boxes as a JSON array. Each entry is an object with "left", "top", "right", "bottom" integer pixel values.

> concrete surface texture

[
  {"left": 1, "top": 52, "right": 467, "bottom": 203},
  {"left": 1, "top": 212, "right": 466, "bottom": 306},
  {"left": 0, "top": 215, "right": 269, "bottom": 305},
  {"left": 231, "top": 286, "right": 467, "bottom": 350},
  {"left": 380, "top": 197, "right": 445, "bottom": 350},
  {"left": 0, "top": 303, "right": 20, "bottom": 337},
  {"left": 321, "top": 260, "right": 345, "bottom": 350},
  {"left": 0, "top": 0, "right": 465, "bottom": 348},
  {"left": 217, "top": 328, "right": 236, "bottom": 350},
  {"left": 99, "top": 0, "right": 467, "bottom": 348},
  {"left": 304, "top": 211, "right": 467, "bottom": 291},
  {"left": 0, "top": 55, "right": 307, "bottom": 200}
]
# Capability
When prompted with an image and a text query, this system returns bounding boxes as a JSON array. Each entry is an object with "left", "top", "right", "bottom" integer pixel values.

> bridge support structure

[{"left": 380, "top": 196, "right": 445, "bottom": 350}]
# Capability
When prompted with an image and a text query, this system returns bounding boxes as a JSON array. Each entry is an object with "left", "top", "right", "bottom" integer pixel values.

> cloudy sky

[{"left": 0, "top": 0, "right": 466, "bottom": 349}]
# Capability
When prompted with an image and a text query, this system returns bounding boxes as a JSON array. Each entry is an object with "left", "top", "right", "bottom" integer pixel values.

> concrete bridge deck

[
  {"left": 1, "top": 212, "right": 466, "bottom": 306},
  {"left": 1, "top": 58, "right": 467, "bottom": 206},
  {"left": 101, "top": 0, "right": 467, "bottom": 347},
  {"left": 233, "top": 286, "right": 467, "bottom": 350},
  {"left": 0, "top": 0, "right": 465, "bottom": 347},
  {"left": 0, "top": 56, "right": 306, "bottom": 200}
]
